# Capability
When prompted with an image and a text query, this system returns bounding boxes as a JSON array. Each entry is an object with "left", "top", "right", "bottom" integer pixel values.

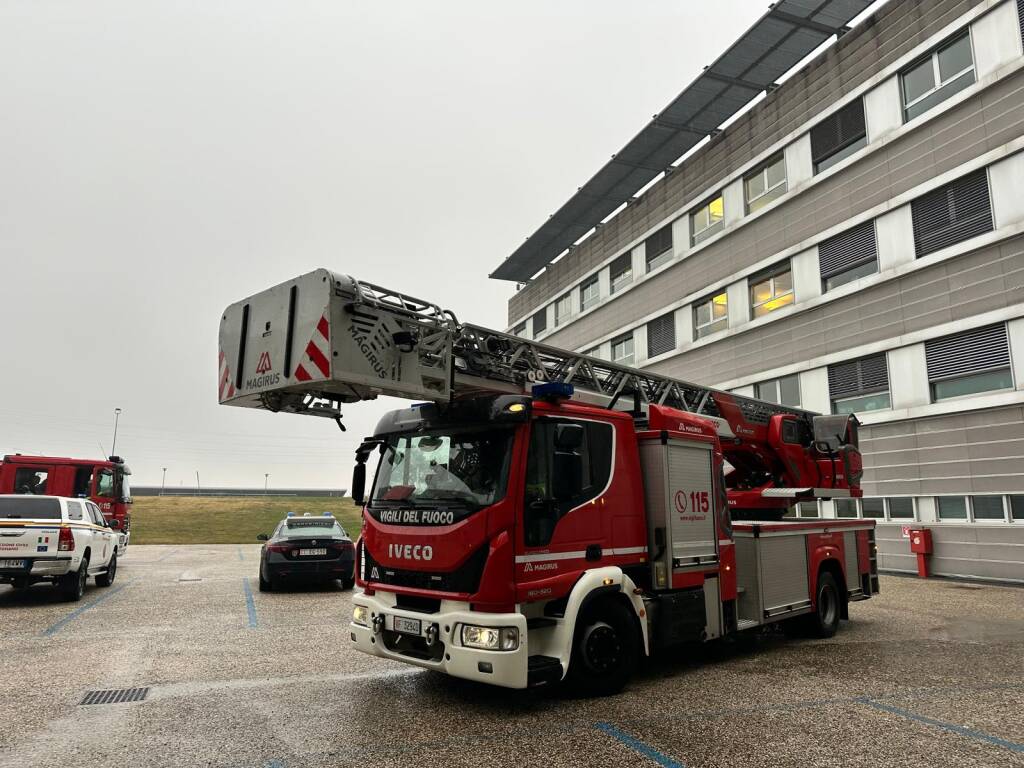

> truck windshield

[{"left": 371, "top": 428, "right": 513, "bottom": 509}]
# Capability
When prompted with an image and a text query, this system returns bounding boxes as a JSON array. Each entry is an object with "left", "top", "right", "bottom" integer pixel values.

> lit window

[
  {"left": 750, "top": 264, "right": 794, "bottom": 318},
  {"left": 834, "top": 499, "right": 858, "bottom": 518},
  {"left": 554, "top": 293, "right": 573, "bottom": 326},
  {"left": 691, "top": 194, "right": 724, "bottom": 245},
  {"left": 611, "top": 333, "right": 634, "bottom": 366},
  {"left": 693, "top": 292, "right": 728, "bottom": 339},
  {"left": 755, "top": 374, "right": 800, "bottom": 407},
  {"left": 901, "top": 32, "right": 975, "bottom": 122},
  {"left": 609, "top": 253, "right": 632, "bottom": 295},
  {"left": 579, "top": 276, "right": 600, "bottom": 312},
  {"left": 744, "top": 155, "right": 787, "bottom": 213}
]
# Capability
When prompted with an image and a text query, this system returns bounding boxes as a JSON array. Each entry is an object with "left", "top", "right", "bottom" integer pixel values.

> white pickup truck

[{"left": 0, "top": 495, "right": 119, "bottom": 600}]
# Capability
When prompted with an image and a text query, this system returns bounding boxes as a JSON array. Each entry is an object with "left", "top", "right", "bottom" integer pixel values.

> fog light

[
  {"left": 352, "top": 605, "right": 369, "bottom": 626},
  {"left": 460, "top": 625, "right": 519, "bottom": 651}
]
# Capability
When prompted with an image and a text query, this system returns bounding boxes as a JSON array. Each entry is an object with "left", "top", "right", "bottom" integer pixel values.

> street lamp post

[
  {"left": 264, "top": 473, "right": 269, "bottom": 495},
  {"left": 161, "top": 468, "right": 167, "bottom": 496},
  {"left": 111, "top": 408, "right": 122, "bottom": 457}
]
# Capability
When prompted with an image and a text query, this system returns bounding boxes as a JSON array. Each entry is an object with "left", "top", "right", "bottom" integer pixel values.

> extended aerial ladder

[{"left": 219, "top": 269, "right": 862, "bottom": 515}]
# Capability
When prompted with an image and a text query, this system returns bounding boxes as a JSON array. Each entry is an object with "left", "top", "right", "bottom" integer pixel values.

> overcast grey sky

[{"left": 0, "top": 1, "right": 771, "bottom": 488}]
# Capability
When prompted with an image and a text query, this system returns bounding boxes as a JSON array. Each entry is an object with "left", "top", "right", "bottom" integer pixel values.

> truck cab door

[
  {"left": 86, "top": 502, "right": 112, "bottom": 562},
  {"left": 93, "top": 469, "right": 115, "bottom": 522},
  {"left": 517, "top": 417, "right": 613, "bottom": 590}
]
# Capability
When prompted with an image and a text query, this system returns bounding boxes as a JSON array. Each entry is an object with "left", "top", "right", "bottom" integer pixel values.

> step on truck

[{"left": 218, "top": 269, "right": 879, "bottom": 694}]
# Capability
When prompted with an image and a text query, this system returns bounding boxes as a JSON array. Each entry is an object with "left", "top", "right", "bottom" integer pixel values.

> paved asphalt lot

[{"left": 0, "top": 545, "right": 1022, "bottom": 768}]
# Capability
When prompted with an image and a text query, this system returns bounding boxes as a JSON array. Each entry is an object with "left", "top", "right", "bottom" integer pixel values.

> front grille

[
  {"left": 80, "top": 687, "right": 149, "bottom": 705},
  {"left": 363, "top": 545, "right": 488, "bottom": 594}
]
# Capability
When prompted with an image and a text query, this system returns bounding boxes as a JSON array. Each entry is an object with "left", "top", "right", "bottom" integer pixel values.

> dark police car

[{"left": 257, "top": 512, "right": 355, "bottom": 591}]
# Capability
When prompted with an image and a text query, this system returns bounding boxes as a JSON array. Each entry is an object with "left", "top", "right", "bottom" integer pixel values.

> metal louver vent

[
  {"left": 828, "top": 354, "right": 889, "bottom": 399},
  {"left": 925, "top": 324, "right": 1010, "bottom": 382},
  {"left": 647, "top": 313, "right": 676, "bottom": 358},
  {"left": 819, "top": 220, "right": 877, "bottom": 280},
  {"left": 810, "top": 98, "right": 866, "bottom": 168},
  {"left": 911, "top": 169, "right": 993, "bottom": 257},
  {"left": 610, "top": 252, "right": 632, "bottom": 279},
  {"left": 645, "top": 225, "right": 673, "bottom": 265},
  {"left": 1019, "top": 0, "right": 1024, "bottom": 45},
  {"left": 80, "top": 687, "right": 150, "bottom": 706}
]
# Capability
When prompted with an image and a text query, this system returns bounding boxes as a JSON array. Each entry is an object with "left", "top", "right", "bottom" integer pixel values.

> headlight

[
  {"left": 352, "top": 605, "right": 369, "bottom": 626},
  {"left": 460, "top": 625, "right": 519, "bottom": 651}
]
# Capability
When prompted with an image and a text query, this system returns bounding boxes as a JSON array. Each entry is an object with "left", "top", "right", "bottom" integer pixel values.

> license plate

[
  {"left": 298, "top": 548, "right": 327, "bottom": 556},
  {"left": 393, "top": 616, "right": 422, "bottom": 636},
  {"left": 0, "top": 559, "right": 26, "bottom": 569}
]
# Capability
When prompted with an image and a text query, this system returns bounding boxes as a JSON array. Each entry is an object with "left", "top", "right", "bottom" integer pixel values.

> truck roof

[{"left": 2, "top": 455, "right": 123, "bottom": 468}]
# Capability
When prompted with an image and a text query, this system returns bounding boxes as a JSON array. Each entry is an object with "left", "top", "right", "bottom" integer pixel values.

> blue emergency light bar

[{"left": 532, "top": 382, "right": 574, "bottom": 400}]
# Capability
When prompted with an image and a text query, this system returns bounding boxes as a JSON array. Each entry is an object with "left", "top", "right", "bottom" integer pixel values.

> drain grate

[{"left": 80, "top": 687, "right": 150, "bottom": 705}]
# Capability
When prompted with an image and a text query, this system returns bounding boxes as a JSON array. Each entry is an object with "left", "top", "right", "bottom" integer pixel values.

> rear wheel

[
  {"left": 786, "top": 571, "right": 841, "bottom": 639},
  {"left": 258, "top": 570, "right": 271, "bottom": 592},
  {"left": 96, "top": 554, "right": 117, "bottom": 587},
  {"left": 61, "top": 558, "right": 88, "bottom": 602},
  {"left": 567, "top": 599, "right": 639, "bottom": 697}
]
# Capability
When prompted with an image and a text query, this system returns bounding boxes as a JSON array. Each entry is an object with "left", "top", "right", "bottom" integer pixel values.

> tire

[
  {"left": 258, "top": 570, "right": 271, "bottom": 592},
  {"left": 340, "top": 576, "right": 355, "bottom": 591},
  {"left": 805, "top": 572, "right": 842, "bottom": 639},
  {"left": 61, "top": 558, "right": 88, "bottom": 602},
  {"left": 96, "top": 554, "right": 117, "bottom": 587},
  {"left": 566, "top": 599, "right": 640, "bottom": 697}
]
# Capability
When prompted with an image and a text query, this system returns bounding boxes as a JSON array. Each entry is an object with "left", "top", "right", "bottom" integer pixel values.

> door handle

[{"left": 585, "top": 544, "right": 602, "bottom": 562}]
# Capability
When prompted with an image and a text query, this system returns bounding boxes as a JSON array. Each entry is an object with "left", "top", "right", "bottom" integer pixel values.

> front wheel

[
  {"left": 566, "top": 599, "right": 639, "bottom": 697},
  {"left": 97, "top": 554, "right": 117, "bottom": 587}
]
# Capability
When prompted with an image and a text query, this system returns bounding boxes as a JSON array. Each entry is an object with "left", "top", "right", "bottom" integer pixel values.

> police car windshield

[{"left": 370, "top": 428, "right": 513, "bottom": 509}]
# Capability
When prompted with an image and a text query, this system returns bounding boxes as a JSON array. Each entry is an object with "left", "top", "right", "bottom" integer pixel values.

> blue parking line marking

[
  {"left": 43, "top": 581, "right": 131, "bottom": 636},
  {"left": 860, "top": 699, "right": 1024, "bottom": 753},
  {"left": 243, "top": 577, "right": 258, "bottom": 629},
  {"left": 595, "top": 722, "right": 685, "bottom": 768}
]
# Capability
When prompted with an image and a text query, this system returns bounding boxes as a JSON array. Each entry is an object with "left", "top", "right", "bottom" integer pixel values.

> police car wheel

[
  {"left": 340, "top": 576, "right": 355, "bottom": 590},
  {"left": 258, "top": 571, "right": 271, "bottom": 592}
]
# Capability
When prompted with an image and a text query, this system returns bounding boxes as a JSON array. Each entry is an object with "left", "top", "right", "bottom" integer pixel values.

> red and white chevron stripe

[
  {"left": 293, "top": 314, "right": 331, "bottom": 382},
  {"left": 218, "top": 349, "right": 236, "bottom": 401}
]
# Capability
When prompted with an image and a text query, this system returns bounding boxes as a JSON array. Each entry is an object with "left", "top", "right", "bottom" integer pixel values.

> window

[
  {"left": 756, "top": 374, "right": 800, "bottom": 407},
  {"left": 971, "top": 496, "right": 1006, "bottom": 521},
  {"left": 647, "top": 313, "right": 675, "bottom": 358},
  {"left": 911, "top": 169, "right": 992, "bottom": 258},
  {"left": 693, "top": 291, "right": 728, "bottom": 339},
  {"left": 925, "top": 324, "right": 1013, "bottom": 401},
  {"left": 1011, "top": 495, "right": 1024, "bottom": 522},
  {"left": 512, "top": 322, "right": 526, "bottom": 337},
  {"left": 690, "top": 194, "right": 724, "bottom": 245},
  {"left": 820, "top": 220, "right": 878, "bottom": 291},
  {"left": 829, "top": 354, "right": 890, "bottom": 415},
  {"left": 901, "top": 32, "right": 976, "bottom": 122},
  {"left": 937, "top": 496, "right": 968, "bottom": 521},
  {"left": 583, "top": 346, "right": 602, "bottom": 359},
  {"left": 0, "top": 497, "right": 62, "bottom": 520},
  {"left": 523, "top": 419, "right": 613, "bottom": 547},
  {"left": 750, "top": 263, "right": 794, "bottom": 318},
  {"left": 580, "top": 276, "right": 600, "bottom": 312},
  {"left": 532, "top": 308, "right": 547, "bottom": 336},
  {"left": 13, "top": 468, "right": 48, "bottom": 495},
  {"left": 609, "top": 253, "right": 632, "bottom": 294},
  {"left": 861, "top": 498, "right": 885, "bottom": 519},
  {"left": 66, "top": 500, "right": 84, "bottom": 521},
  {"left": 810, "top": 97, "right": 867, "bottom": 173},
  {"left": 744, "top": 155, "right": 787, "bottom": 213},
  {"left": 88, "top": 503, "right": 106, "bottom": 527},
  {"left": 611, "top": 333, "right": 634, "bottom": 366},
  {"left": 834, "top": 499, "right": 858, "bottom": 518},
  {"left": 554, "top": 293, "right": 573, "bottom": 326},
  {"left": 645, "top": 225, "right": 673, "bottom": 272},
  {"left": 887, "top": 498, "right": 915, "bottom": 520}
]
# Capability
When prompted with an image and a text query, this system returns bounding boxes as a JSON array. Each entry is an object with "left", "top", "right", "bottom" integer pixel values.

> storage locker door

[{"left": 667, "top": 443, "right": 717, "bottom": 564}]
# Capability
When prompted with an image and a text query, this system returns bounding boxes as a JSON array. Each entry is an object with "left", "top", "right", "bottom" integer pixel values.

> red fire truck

[
  {"left": 0, "top": 455, "right": 133, "bottom": 539},
  {"left": 218, "top": 269, "right": 879, "bottom": 694}
]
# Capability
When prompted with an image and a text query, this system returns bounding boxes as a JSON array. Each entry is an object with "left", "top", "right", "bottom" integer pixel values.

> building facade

[{"left": 496, "top": 0, "right": 1024, "bottom": 582}]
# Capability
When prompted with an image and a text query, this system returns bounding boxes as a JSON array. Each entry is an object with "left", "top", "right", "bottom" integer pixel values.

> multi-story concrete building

[{"left": 492, "top": 0, "right": 1024, "bottom": 582}]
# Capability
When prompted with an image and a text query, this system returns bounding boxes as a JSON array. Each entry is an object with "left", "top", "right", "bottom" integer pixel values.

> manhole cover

[{"left": 80, "top": 687, "right": 150, "bottom": 705}]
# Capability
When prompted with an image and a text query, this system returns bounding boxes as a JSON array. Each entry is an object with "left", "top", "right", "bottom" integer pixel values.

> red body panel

[{"left": 0, "top": 455, "right": 132, "bottom": 529}]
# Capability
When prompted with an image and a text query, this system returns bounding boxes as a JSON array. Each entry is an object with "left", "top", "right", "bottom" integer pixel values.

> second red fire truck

[{"left": 218, "top": 269, "right": 879, "bottom": 694}]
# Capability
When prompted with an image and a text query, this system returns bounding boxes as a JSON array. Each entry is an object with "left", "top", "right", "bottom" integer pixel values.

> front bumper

[{"left": 350, "top": 591, "right": 529, "bottom": 689}]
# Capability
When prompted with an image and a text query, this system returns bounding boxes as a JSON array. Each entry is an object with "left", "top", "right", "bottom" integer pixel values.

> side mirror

[
  {"left": 108, "top": 519, "right": 120, "bottom": 529},
  {"left": 256, "top": 533, "right": 269, "bottom": 542},
  {"left": 551, "top": 452, "right": 583, "bottom": 501},
  {"left": 352, "top": 461, "right": 367, "bottom": 506},
  {"left": 554, "top": 423, "right": 584, "bottom": 451}
]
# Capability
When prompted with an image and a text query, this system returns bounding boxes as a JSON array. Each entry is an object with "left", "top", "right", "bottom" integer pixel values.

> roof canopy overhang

[{"left": 491, "top": 0, "right": 873, "bottom": 282}]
